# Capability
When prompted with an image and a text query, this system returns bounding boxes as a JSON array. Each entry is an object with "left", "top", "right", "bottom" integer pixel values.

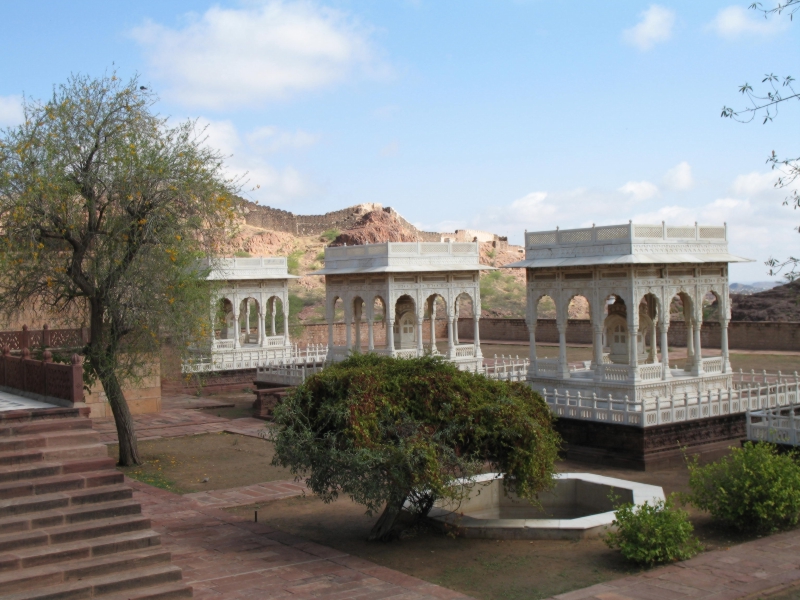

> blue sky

[{"left": 1, "top": 1, "right": 797, "bottom": 281}]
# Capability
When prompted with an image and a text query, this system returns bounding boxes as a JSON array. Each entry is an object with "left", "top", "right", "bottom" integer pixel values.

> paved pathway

[
  {"left": 130, "top": 478, "right": 471, "bottom": 600},
  {"left": 548, "top": 530, "right": 800, "bottom": 600},
  {"left": 185, "top": 479, "right": 308, "bottom": 509},
  {"left": 94, "top": 409, "right": 266, "bottom": 444}
]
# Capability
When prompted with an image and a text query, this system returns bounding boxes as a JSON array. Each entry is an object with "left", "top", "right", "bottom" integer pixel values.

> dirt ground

[
  {"left": 109, "top": 432, "right": 294, "bottom": 494},
  {"left": 224, "top": 454, "right": 764, "bottom": 600}
]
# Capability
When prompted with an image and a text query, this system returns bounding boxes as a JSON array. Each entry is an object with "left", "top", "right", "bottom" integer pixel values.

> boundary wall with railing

[
  {"left": 0, "top": 324, "right": 89, "bottom": 352},
  {"left": 543, "top": 372, "right": 799, "bottom": 428},
  {"left": 0, "top": 348, "right": 84, "bottom": 405}
]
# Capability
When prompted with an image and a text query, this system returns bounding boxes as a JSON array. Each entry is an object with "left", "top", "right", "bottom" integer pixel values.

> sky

[{"left": 0, "top": 1, "right": 797, "bottom": 282}]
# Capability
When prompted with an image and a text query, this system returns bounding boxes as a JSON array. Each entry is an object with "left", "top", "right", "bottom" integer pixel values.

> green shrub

[
  {"left": 315, "top": 251, "right": 326, "bottom": 262},
  {"left": 321, "top": 229, "right": 340, "bottom": 242},
  {"left": 271, "top": 354, "right": 561, "bottom": 540},
  {"left": 286, "top": 250, "right": 304, "bottom": 275},
  {"left": 234, "top": 250, "right": 251, "bottom": 258},
  {"left": 605, "top": 495, "right": 701, "bottom": 566},
  {"left": 687, "top": 442, "right": 800, "bottom": 533}
]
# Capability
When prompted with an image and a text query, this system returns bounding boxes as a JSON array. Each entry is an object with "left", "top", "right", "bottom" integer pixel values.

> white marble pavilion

[
  {"left": 504, "top": 222, "right": 752, "bottom": 401},
  {"left": 311, "top": 241, "right": 493, "bottom": 368},
  {"left": 183, "top": 257, "right": 310, "bottom": 373}
]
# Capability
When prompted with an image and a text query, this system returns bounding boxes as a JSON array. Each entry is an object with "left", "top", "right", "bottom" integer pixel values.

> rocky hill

[{"left": 731, "top": 280, "right": 800, "bottom": 321}]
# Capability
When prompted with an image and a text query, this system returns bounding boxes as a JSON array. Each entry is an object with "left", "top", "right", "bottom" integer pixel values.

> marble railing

[
  {"left": 748, "top": 405, "right": 800, "bottom": 446},
  {"left": 182, "top": 344, "right": 328, "bottom": 373},
  {"left": 542, "top": 378, "right": 800, "bottom": 428}
]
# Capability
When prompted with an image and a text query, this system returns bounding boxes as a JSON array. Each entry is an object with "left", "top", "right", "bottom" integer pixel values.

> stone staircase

[{"left": 0, "top": 406, "right": 192, "bottom": 599}]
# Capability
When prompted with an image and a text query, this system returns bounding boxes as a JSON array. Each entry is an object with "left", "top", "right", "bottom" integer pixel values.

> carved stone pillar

[
  {"left": 648, "top": 320, "right": 657, "bottom": 363},
  {"left": 345, "top": 315, "right": 352, "bottom": 350},
  {"left": 557, "top": 320, "right": 569, "bottom": 378},
  {"left": 283, "top": 304, "right": 290, "bottom": 346},
  {"left": 367, "top": 305, "right": 375, "bottom": 351},
  {"left": 447, "top": 316, "right": 455, "bottom": 358},
  {"left": 528, "top": 318, "right": 538, "bottom": 378},
  {"left": 233, "top": 309, "right": 241, "bottom": 349},
  {"left": 592, "top": 325, "right": 603, "bottom": 372},
  {"left": 416, "top": 313, "right": 424, "bottom": 356},
  {"left": 453, "top": 299, "right": 460, "bottom": 345},
  {"left": 692, "top": 319, "right": 704, "bottom": 376},
  {"left": 473, "top": 316, "right": 482, "bottom": 359},
  {"left": 685, "top": 320, "right": 695, "bottom": 371},
  {"left": 628, "top": 313, "right": 639, "bottom": 382},
  {"left": 387, "top": 319, "right": 395, "bottom": 354},
  {"left": 720, "top": 318, "right": 730, "bottom": 373},
  {"left": 660, "top": 319, "right": 670, "bottom": 380},
  {"left": 429, "top": 299, "right": 437, "bottom": 353},
  {"left": 354, "top": 301, "right": 362, "bottom": 353},
  {"left": 258, "top": 309, "right": 266, "bottom": 348},
  {"left": 244, "top": 300, "right": 251, "bottom": 342},
  {"left": 270, "top": 301, "right": 276, "bottom": 337}
]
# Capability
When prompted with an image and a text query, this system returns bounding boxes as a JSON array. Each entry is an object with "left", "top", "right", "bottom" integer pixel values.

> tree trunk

[
  {"left": 99, "top": 366, "right": 141, "bottom": 466},
  {"left": 368, "top": 496, "right": 407, "bottom": 542},
  {"left": 88, "top": 303, "right": 140, "bottom": 467}
]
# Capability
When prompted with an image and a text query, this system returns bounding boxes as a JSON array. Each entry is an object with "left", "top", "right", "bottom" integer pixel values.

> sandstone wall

[
  {"left": 455, "top": 318, "right": 800, "bottom": 352},
  {"left": 240, "top": 201, "right": 441, "bottom": 241},
  {"left": 85, "top": 359, "right": 161, "bottom": 418}
]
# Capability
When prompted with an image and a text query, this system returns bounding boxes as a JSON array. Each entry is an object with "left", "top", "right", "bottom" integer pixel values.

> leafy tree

[
  {"left": 722, "top": 1, "right": 800, "bottom": 280},
  {"left": 0, "top": 73, "right": 238, "bottom": 465},
  {"left": 271, "top": 354, "right": 561, "bottom": 541}
]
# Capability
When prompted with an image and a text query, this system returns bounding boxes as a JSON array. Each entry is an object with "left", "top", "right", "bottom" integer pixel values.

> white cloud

[
  {"left": 466, "top": 169, "right": 797, "bottom": 280},
  {"left": 622, "top": 5, "right": 676, "bottom": 51},
  {"left": 372, "top": 104, "right": 400, "bottom": 119},
  {"left": 731, "top": 171, "right": 781, "bottom": 196},
  {"left": 379, "top": 140, "right": 399, "bottom": 157},
  {"left": 198, "top": 118, "right": 315, "bottom": 203},
  {"left": 618, "top": 180, "right": 659, "bottom": 201},
  {"left": 662, "top": 161, "right": 694, "bottom": 191},
  {"left": 708, "top": 6, "right": 787, "bottom": 39},
  {"left": 246, "top": 126, "right": 320, "bottom": 153},
  {"left": 131, "top": 2, "right": 387, "bottom": 109},
  {"left": 0, "top": 95, "right": 23, "bottom": 127}
]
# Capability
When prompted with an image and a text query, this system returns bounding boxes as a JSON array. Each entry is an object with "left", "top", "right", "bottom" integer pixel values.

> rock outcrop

[
  {"left": 731, "top": 279, "right": 800, "bottom": 321},
  {"left": 329, "top": 209, "right": 420, "bottom": 246}
]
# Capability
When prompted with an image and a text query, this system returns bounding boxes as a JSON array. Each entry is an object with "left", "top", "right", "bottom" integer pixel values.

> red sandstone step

[
  {"left": 0, "top": 514, "right": 151, "bottom": 552},
  {"left": 0, "top": 429, "right": 102, "bottom": 454},
  {"left": 1, "top": 563, "right": 185, "bottom": 600},
  {"left": 0, "top": 484, "right": 133, "bottom": 519},
  {"left": 0, "top": 470, "right": 124, "bottom": 500},
  {"left": 0, "top": 529, "right": 162, "bottom": 572},
  {"left": 101, "top": 582, "right": 193, "bottom": 600},
  {"left": 0, "top": 499, "right": 142, "bottom": 535},
  {"left": 0, "top": 442, "right": 109, "bottom": 468},
  {"left": 0, "top": 547, "right": 172, "bottom": 594},
  {"left": 0, "top": 416, "right": 93, "bottom": 438},
  {"left": 0, "top": 457, "right": 115, "bottom": 484}
]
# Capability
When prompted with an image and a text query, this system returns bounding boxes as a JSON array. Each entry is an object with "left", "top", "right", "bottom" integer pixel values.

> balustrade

[
  {"left": 540, "top": 376, "right": 800, "bottom": 429},
  {"left": 453, "top": 344, "right": 476, "bottom": 358},
  {"left": 182, "top": 343, "right": 329, "bottom": 374}
]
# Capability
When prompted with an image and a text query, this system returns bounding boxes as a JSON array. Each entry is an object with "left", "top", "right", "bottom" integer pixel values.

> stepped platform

[{"left": 0, "top": 400, "right": 193, "bottom": 599}]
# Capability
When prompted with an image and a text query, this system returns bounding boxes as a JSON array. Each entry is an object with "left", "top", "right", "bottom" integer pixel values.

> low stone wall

[
  {"left": 85, "top": 359, "right": 161, "bottom": 418},
  {"left": 294, "top": 319, "right": 449, "bottom": 347},
  {"left": 455, "top": 318, "right": 800, "bottom": 352}
]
